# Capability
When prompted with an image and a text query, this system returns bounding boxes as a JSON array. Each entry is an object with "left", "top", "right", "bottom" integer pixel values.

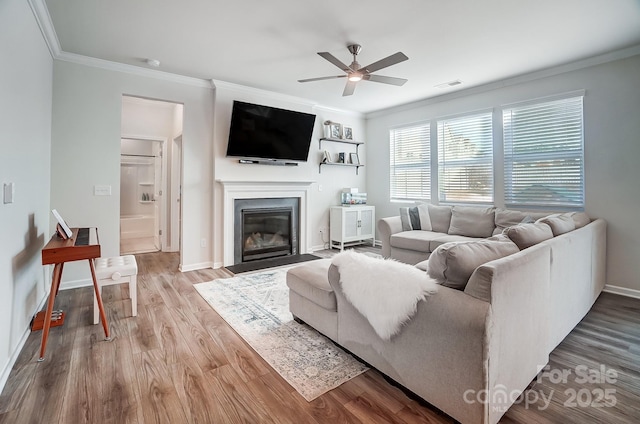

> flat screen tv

[{"left": 226, "top": 101, "right": 316, "bottom": 162}]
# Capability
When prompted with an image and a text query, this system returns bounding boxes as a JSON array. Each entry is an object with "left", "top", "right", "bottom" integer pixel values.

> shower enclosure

[{"left": 120, "top": 138, "right": 162, "bottom": 254}]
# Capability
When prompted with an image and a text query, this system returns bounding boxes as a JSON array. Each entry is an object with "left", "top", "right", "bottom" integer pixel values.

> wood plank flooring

[{"left": 1, "top": 250, "right": 639, "bottom": 423}]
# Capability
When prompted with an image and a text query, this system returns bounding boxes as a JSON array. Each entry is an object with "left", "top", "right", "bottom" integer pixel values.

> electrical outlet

[{"left": 200, "top": 238, "right": 207, "bottom": 248}]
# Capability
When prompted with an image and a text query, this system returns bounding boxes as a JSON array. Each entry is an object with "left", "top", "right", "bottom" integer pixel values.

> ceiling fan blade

[
  {"left": 342, "top": 80, "right": 357, "bottom": 96},
  {"left": 361, "top": 52, "right": 409, "bottom": 74},
  {"left": 298, "top": 75, "right": 346, "bottom": 83},
  {"left": 364, "top": 74, "right": 408, "bottom": 86},
  {"left": 318, "top": 52, "right": 353, "bottom": 72}
]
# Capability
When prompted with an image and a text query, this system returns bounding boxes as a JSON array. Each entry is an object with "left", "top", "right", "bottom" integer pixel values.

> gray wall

[
  {"left": 366, "top": 53, "right": 640, "bottom": 291},
  {"left": 51, "top": 60, "right": 215, "bottom": 279},
  {"left": 0, "top": 0, "right": 53, "bottom": 386}
]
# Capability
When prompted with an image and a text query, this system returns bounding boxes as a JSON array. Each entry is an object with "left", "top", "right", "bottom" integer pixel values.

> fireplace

[
  {"left": 242, "top": 207, "right": 292, "bottom": 262},
  {"left": 234, "top": 197, "right": 299, "bottom": 264}
]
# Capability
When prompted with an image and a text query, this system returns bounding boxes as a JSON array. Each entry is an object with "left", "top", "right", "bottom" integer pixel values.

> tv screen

[{"left": 226, "top": 101, "right": 316, "bottom": 162}]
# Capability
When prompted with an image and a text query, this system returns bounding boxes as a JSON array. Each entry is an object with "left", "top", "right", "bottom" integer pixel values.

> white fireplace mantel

[{"left": 217, "top": 180, "right": 314, "bottom": 266}]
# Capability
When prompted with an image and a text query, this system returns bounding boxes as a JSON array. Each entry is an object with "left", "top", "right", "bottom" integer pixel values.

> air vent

[{"left": 435, "top": 80, "right": 463, "bottom": 89}]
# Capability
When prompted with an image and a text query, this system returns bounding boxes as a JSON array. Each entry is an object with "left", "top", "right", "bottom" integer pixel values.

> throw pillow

[
  {"left": 493, "top": 208, "right": 551, "bottom": 235},
  {"left": 448, "top": 206, "right": 496, "bottom": 238},
  {"left": 427, "top": 235, "right": 519, "bottom": 290},
  {"left": 569, "top": 211, "right": 591, "bottom": 228},
  {"left": 399, "top": 204, "right": 432, "bottom": 231},
  {"left": 538, "top": 214, "right": 576, "bottom": 236},
  {"left": 427, "top": 204, "right": 452, "bottom": 233},
  {"left": 504, "top": 222, "right": 554, "bottom": 250}
]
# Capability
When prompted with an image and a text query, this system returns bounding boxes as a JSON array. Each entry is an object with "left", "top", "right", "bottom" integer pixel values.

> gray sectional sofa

[{"left": 287, "top": 204, "right": 606, "bottom": 424}]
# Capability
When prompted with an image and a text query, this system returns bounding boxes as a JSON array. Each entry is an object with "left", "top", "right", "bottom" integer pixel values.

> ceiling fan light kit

[{"left": 298, "top": 44, "right": 408, "bottom": 96}]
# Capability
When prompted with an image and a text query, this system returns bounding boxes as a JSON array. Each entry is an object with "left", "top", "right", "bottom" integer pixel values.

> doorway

[{"left": 120, "top": 95, "right": 183, "bottom": 256}]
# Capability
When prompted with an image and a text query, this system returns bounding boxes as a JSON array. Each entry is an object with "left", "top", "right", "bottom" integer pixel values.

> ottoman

[{"left": 286, "top": 259, "right": 337, "bottom": 341}]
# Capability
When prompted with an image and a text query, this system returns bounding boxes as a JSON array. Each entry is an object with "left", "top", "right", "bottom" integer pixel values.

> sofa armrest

[
  {"left": 377, "top": 216, "right": 403, "bottom": 258},
  {"left": 466, "top": 243, "right": 551, "bottom": 424}
]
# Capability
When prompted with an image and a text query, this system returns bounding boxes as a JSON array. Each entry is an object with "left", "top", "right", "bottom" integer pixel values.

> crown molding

[
  {"left": 367, "top": 44, "right": 640, "bottom": 119},
  {"left": 211, "top": 80, "right": 364, "bottom": 118},
  {"left": 56, "top": 51, "right": 214, "bottom": 89},
  {"left": 211, "top": 79, "right": 318, "bottom": 107},
  {"left": 28, "top": 0, "right": 61, "bottom": 57}
]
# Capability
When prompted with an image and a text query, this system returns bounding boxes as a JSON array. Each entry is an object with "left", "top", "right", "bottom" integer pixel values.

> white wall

[
  {"left": 211, "top": 84, "right": 366, "bottom": 266},
  {"left": 0, "top": 0, "right": 53, "bottom": 388},
  {"left": 51, "top": 60, "right": 214, "bottom": 281},
  {"left": 366, "top": 53, "right": 640, "bottom": 292}
]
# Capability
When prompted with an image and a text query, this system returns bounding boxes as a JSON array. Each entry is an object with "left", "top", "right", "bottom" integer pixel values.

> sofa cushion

[
  {"left": 448, "top": 206, "right": 496, "bottom": 238},
  {"left": 399, "top": 204, "right": 432, "bottom": 231},
  {"left": 427, "top": 235, "right": 519, "bottom": 290},
  {"left": 538, "top": 214, "right": 576, "bottom": 236},
  {"left": 429, "top": 234, "right": 484, "bottom": 252},
  {"left": 427, "top": 204, "right": 452, "bottom": 233},
  {"left": 493, "top": 208, "right": 550, "bottom": 235},
  {"left": 569, "top": 211, "right": 591, "bottom": 228},
  {"left": 286, "top": 259, "right": 336, "bottom": 311},
  {"left": 504, "top": 222, "right": 554, "bottom": 250},
  {"left": 390, "top": 230, "right": 441, "bottom": 253}
]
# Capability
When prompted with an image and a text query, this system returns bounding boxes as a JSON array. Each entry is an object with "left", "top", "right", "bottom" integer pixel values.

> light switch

[
  {"left": 94, "top": 185, "right": 112, "bottom": 196},
  {"left": 3, "top": 182, "right": 14, "bottom": 204}
]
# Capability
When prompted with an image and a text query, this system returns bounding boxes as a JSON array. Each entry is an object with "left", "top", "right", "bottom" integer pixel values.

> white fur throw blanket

[{"left": 331, "top": 251, "right": 438, "bottom": 341}]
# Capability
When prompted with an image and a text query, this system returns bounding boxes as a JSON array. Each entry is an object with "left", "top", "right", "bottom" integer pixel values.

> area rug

[{"left": 193, "top": 267, "right": 368, "bottom": 401}]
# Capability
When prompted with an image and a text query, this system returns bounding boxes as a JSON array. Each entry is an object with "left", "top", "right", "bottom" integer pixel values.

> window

[
  {"left": 389, "top": 123, "right": 430, "bottom": 201},
  {"left": 437, "top": 112, "right": 493, "bottom": 203},
  {"left": 503, "top": 95, "right": 584, "bottom": 208}
]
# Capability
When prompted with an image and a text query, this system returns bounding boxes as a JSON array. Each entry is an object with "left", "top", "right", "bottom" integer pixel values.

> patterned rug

[{"left": 194, "top": 267, "right": 368, "bottom": 401}]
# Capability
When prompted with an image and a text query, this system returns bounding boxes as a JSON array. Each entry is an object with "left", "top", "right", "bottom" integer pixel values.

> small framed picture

[
  {"left": 329, "top": 123, "right": 342, "bottom": 139},
  {"left": 343, "top": 126, "right": 353, "bottom": 140},
  {"left": 337, "top": 152, "right": 345, "bottom": 163},
  {"left": 350, "top": 153, "right": 360, "bottom": 165}
]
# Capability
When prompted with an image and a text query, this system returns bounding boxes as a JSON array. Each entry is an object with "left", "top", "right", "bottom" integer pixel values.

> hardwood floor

[{"left": 1, "top": 250, "right": 639, "bottom": 423}]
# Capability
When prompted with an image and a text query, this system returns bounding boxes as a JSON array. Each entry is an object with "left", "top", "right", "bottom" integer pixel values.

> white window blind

[
  {"left": 437, "top": 113, "right": 493, "bottom": 203},
  {"left": 503, "top": 96, "right": 584, "bottom": 208},
  {"left": 389, "top": 123, "right": 430, "bottom": 201}
]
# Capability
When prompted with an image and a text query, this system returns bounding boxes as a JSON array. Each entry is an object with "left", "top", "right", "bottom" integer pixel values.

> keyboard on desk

[{"left": 75, "top": 227, "right": 90, "bottom": 246}]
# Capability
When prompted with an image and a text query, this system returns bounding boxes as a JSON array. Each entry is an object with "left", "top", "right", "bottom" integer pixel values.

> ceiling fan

[{"left": 298, "top": 44, "right": 409, "bottom": 96}]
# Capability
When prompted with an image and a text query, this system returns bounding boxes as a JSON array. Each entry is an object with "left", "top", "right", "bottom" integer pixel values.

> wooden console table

[{"left": 38, "top": 227, "right": 110, "bottom": 361}]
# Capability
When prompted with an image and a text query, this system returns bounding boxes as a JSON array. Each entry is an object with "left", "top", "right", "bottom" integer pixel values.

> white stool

[{"left": 93, "top": 255, "right": 138, "bottom": 324}]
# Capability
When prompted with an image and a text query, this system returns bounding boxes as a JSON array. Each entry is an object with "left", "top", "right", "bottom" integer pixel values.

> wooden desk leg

[
  {"left": 38, "top": 263, "right": 63, "bottom": 362},
  {"left": 89, "top": 259, "right": 111, "bottom": 341}
]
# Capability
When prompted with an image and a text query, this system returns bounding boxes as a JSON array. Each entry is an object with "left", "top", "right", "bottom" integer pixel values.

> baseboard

[
  {"left": 59, "top": 278, "right": 92, "bottom": 291},
  {"left": 213, "top": 261, "right": 224, "bottom": 269},
  {"left": 0, "top": 295, "right": 48, "bottom": 394},
  {"left": 179, "top": 261, "right": 214, "bottom": 272},
  {"left": 603, "top": 284, "right": 640, "bottom": 299}
]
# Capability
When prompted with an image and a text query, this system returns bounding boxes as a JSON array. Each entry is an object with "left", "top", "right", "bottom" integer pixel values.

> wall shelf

[
  {"left": 319, "top": 162, "right": 364, "bottom": 174},
  {"left": 319, "top": 137, "right": 364, "bottom": 175}
]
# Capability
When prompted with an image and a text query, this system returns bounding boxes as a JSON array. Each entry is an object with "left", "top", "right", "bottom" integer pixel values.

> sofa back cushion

[
  {"left": 493, "top": 208, "right": 550, "bottom": 235},
  {"left": 538, "top": 214, "right": 576, "bottom": 236},
  {"left": 504, "top": 222, "right": 554, "bottom": 250},
  {"left": 448, "top": 206, "right": 496, "bottom": 238},
  {"left": 427, "top": 204, "right": 452, "bottom": 233},
  {"left": 427, "top": 235, "right": 519, "bottom": 290},
  {"left": 568, "top": 211, "right": 591, "bottom": 229},
  {"left": 399, "top": 204, "right": 432, "bottom": 231}
]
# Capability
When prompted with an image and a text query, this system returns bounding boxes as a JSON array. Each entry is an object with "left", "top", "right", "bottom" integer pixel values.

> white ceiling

[{"left": 43, "top": 0, "right": 640, "bottom": 113}]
